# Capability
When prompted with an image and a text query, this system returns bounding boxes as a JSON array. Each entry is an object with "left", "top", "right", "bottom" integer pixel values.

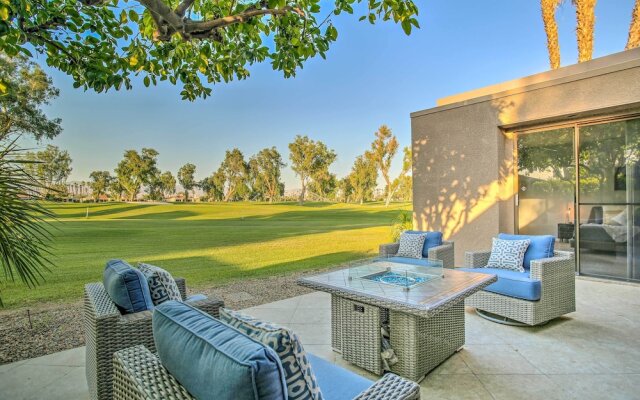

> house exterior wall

[{"left": 411, "top": 48, "right": 640, "bottom": 266}]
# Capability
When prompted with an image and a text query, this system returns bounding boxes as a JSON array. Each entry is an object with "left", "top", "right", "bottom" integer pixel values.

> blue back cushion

[
  {"left": 153, "top": 301, "right": 287, "bottom": 400},
  {"left": 103, "top": 259, "right": 153, "bottom": 314},
  {"left": 497, "top": 234, "right": 555, "bottom": 270},
  {"left": 405, "top": 230, "right": 443, "bottom": 257}
]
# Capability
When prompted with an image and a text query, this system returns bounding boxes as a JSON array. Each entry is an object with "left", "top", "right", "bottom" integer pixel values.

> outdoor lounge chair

[
  {"left": 111, "top": 300, "right": 421, "bottom": 400},
  {"left": 461, "top": 234, "right": 575, "bottom": 326},
  {"left": 379, "top": 230, "right": 455, "bottom": 269},
  {"left": 84, "top": 279, "right": 224, "bottom": 400}
]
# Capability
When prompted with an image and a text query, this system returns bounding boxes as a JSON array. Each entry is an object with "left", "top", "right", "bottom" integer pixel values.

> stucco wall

[{"left": 411, "top": 48, "right": 640, "bottom": 266}]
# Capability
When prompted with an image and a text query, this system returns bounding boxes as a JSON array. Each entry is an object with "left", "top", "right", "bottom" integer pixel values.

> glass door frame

[{"left": 510, "top": 111, "right": 640, "bottom": 278}]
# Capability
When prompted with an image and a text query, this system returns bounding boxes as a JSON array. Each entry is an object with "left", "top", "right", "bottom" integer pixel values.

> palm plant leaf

[{"left": 0, "top": 140, "right": 56, "bottom": 306}]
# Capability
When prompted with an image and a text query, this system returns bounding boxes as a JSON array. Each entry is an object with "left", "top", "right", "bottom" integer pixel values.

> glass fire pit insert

[{"left": 348, "top": 259, "right": 444, "bottom": 291}]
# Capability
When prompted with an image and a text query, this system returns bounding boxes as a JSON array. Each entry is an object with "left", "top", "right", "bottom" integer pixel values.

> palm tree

[
  {"left": 541, "top": 0, "right": 562, "bottom": 69},
  {"left": 574, "top": 0, "right": 597, "bottom": 62},
  {"left": 0, "top": 140, "right": 55, "bottom": 306},
  {"left": 626, "top": 0, "right": 640, "bottom": 50}
]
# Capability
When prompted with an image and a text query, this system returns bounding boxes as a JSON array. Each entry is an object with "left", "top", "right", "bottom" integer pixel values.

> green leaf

[{"left": 129, "top": 9, "right": 139, "bottom": 23}]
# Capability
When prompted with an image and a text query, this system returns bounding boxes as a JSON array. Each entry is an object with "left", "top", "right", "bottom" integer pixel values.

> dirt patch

[{"left": 0, "top": 264, "right": 355, "bottom": 365}]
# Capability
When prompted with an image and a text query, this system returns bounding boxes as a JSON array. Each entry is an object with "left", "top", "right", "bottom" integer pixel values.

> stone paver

[{"left": 1, "top": 277, "right": 639, "bottom": 399}]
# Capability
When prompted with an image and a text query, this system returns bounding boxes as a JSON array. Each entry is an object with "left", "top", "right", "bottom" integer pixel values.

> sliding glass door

[
  {"left": 516, "top": 116, "right": 640, "bottom": 281},
  {"left": 577, "top": 118, "right": 640, "bottom": 280}
]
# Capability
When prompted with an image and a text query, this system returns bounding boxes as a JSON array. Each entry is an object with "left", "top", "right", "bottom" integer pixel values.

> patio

[{"left": 1, "top": 277, "right": 638, "bottom": 400}]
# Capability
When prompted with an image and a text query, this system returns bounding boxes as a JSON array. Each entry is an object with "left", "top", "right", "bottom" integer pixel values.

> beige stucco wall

[{"left": 411, "top": 48, "right": 640, "bottom": 266}]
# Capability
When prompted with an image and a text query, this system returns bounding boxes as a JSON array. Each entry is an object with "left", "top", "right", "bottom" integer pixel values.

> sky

[{"left": 31, "top": 0, "right": 637, "bottom": 190}]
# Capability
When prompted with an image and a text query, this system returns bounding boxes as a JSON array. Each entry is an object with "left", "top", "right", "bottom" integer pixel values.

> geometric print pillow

[
  {"left": 219, "top": 308, "right": 323, "bottom": 400},
  {"left": 486, "top": 238, "right": 530, "bottom": 273},
  {"left": 396, "top": 232, "right": 427, "bottom": 259},
  {"left": 137, "top": 263, "right": 182, "bottom": 306}
]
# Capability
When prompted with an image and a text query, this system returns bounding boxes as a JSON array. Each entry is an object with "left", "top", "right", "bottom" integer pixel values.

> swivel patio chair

[
  {"left": 379, "top": 230, "right": 455, "bottom": 269},
  {"left": 461, "top": 234, "right": 575, "bottom": 326}
]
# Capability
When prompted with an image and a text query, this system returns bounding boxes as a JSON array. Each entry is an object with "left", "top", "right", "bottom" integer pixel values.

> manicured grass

[{"left": 2, "top": 201, "right": 410, "bottom": 309}]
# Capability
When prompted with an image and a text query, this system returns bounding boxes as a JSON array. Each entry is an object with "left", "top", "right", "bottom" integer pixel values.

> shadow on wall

[{"left": 411, "top": 98, "right": 520, "bottom": 240}]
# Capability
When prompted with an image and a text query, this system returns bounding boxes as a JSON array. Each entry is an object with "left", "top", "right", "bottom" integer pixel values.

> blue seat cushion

[
  {"left": 405, "top": 230, "right": 443, "bottom": 257},
  {"left": 185, "top": 293, "right": 208, "bottom": 303},
  {"left": 103, "top": 259, "right": 153, "bottom": 314},
  {"left": 307, "top": 353, "right": 372, "bottom": 400},
  {"left": 458, "top": 268, "right": 541, "bottom": 301},
  {"left": 386, "top": 256, "right": 433, "bottom": 267},
  {"left": 497, "top": 234, "right": 555, "bottom": 270},
  {"left": 153, "top": 301, "right": 287, "bottom": 400}
]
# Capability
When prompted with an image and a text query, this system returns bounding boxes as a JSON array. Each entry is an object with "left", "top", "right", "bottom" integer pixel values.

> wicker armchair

[
  {"left": 113, "top": 345, "right": 421, "bottom": 400},
  {"left": 464, "top": 250, "right": 575, "bottom": 326},
  {"left": 379, "top": 240, "right": 455, "bottom": 269},
  {"left": 84, "top": 279, "right": 224, "bottom": 400}
]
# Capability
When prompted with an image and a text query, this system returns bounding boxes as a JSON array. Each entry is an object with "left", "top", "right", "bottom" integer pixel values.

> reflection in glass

[
  {"left": 577, "top": 118, "right": 640, "bottom": 281},
  {"left": 517, "top": 127, "right": 575, "bottom": 237}
]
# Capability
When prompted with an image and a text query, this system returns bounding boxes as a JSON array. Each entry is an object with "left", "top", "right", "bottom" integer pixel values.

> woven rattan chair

[
  {"left": 463, "top": 250, "right": 575, "bottom": 326},
  {"left": 379, "top": 240, "right": 455, "bottom": 269},
  {"left": 112, "top": 345, "right": 421, "bottom": 400},
  {"left": 84, "top": 279, "right": 224, "bottom": 400}
]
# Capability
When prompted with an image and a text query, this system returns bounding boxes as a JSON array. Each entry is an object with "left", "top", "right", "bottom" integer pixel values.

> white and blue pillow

[
  {"left": 220, "top": 308, "right": 323, "bottom": 400},
  {"left": 396, "top": 232, "right": 427, "bottom": 259},
  {"left": 137, "top": 263, "right": 182, "bottom": 306},
  {"left": 486, "top": 238, "right": 530, "bottom": 273}
]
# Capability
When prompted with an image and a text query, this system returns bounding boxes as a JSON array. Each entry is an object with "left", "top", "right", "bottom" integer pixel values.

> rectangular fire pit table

[{"left": 297, "top": 259, "right": 497, "bottom": 382}]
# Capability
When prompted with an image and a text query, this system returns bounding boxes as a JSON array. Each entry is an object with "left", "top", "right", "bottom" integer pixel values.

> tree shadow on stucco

[{"left": 412, "top": 98, "right": 518, "bottom": 243}]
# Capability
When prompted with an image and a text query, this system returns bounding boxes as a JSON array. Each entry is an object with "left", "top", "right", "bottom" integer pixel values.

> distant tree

[
  {"left": 89, "top": 171, "right": 112, "bottom": 201},
  {"left": 220, "top": 149, "right": 248, "bottom": 202},
  {"left": 0, "top": 55, "right": 62, "bottom": 142},
  {"left": 367, "top": 125, "right": 398, "bottom": 206},
  {"left": 574, "top": 0, "right": 596, "bottom": 62},
  {"left": 146, "top": 169, "right": 164, "bottom": 201},
  {"left": 251, "top": 147, "right": 285, "bottom": 202},
  {"left": 108, "top": 179, "right": 124, "bottom": 201},
  {"left": 390, "top": 147, "right": 412, "bottom": 201},
  {"left": 25, "top": 145, "right": 72, "bottom": 198},
  {"left": 177, "top": 163, "right": 197, "bottom": 202},
  {"left": 348, "top": 154, "right": 378, "bottom": 204},
  {"left": 160, "top": 171, "right": 177, "bottom": 198},
  {"left": 541, "top": 0, "right": 561, "bottom": 69},
  {"left": 200, "top": 169, "right": 226, "bottom": 202},
  {"left": 627, "top": 0, "right": 640, "bottom": 50},
  {"left": 309, "top": 170, "right": 337, "bottom": 201},
  {"left": 288, "top": 135, "right": 336, "bottom": 205},
  {"left": 337, "top": 176, "right": 354, "bottom": 203},
  {"left": 115, "top": 148, "right": 159, "bottom": 201}
]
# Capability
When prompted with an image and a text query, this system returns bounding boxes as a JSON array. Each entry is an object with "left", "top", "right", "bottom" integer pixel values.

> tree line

[{"left": 25, "top": 127, "right": 412, "bottom": 205}]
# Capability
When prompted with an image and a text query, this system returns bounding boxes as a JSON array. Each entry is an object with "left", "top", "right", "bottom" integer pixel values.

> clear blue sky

[{"left": 34, "top": 0, "right": 636, "bottom": 190}]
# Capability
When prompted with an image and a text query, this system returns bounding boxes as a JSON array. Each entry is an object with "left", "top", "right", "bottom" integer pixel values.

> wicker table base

[{"left": 332, "top": 294, "right": 465, "bottom": 382}]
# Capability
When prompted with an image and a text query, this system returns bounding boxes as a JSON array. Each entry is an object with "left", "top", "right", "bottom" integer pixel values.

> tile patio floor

[{"left": 1, "top": 277, "right": 640, "bottom": 399}]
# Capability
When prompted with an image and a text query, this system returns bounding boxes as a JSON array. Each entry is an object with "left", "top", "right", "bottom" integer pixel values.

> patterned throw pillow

[
  {"left": 396, "top": 232, "right": 427, "bottom": 259},
  {"left": 137, "top": 263, "right": 182, "bottom": 306},
  {"left": 219, "top": 308, "right": 323, "bottom": 400},
  {"left": 486, "top": 238, "right": 530, "bottom": 272}
]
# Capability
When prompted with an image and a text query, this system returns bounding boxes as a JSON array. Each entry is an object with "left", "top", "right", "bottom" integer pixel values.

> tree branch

[
  {"left": 183, "top": 7, "right": 304, "bottom": 34},
  {"left": 175, "top": 0, "right": 196, "bottom": 17}
]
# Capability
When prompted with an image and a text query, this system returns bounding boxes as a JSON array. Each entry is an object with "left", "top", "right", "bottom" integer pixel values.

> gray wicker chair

[
  {"left": 113, "top": 345, "right": 421, "bottom": 400},
  {"left": 379, "top": 240, "right": 455, "bottom": 269},
  {"left": 84, "top": 279, "right": 224, "bottom": 400},
  {"left": 464, "top": 250, "right": 575, "bottom": 326}
]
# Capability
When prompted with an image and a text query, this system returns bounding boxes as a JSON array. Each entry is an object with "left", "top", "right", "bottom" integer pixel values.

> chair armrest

[
  {"left": 175, "top": 277, "right": 187, "bottom": 301},
  {"left": 379, "top": 242, "right": 400, "bottom": 257},
  {"left": 465, "top": 250, "right": 491, "bottom": 268},
  {"left": 188, "top": 296, "right": 225, "bottom": 319},
  {"left": 84, "top": 282, "right": 121, "bottom": 321},
  {"left": 113, "top": 345, "right": 194, "bottom": 400},
  {"left": 428, "top": 241, "right": 455, "bottom": 269},
  {"left": 530, "top": 251, "right": 575, "bottom": 282},
  {"left": 353, "top": 373, "right": 421, "bottom": 400}
]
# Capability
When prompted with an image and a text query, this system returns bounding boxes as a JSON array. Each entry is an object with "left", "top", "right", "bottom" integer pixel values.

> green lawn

[{"left": 2, "top": 201, "right": 410, "bottom": 309}]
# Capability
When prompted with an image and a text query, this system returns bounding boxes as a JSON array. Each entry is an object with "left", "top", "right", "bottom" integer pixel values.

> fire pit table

[{"left": 297, "top": 258, "right": 497, "bottom": 382}]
